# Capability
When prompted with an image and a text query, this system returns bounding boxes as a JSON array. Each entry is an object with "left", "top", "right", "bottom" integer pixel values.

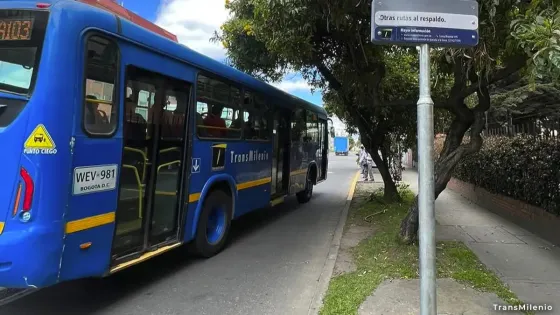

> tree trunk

[
  {"left": 358, "top": 124, "right": 400, "bottom": 202},
  {"left": 398, "top": 110, "right": 487, "bottom": 244},
  {"left": 371, "top": 147, "right": 400, "bottom": 202},
  {"left": 399, "top": 196, "right": 418, "bottom": 244},
  {"left": 398, "top": 161, "right": 456, "bottom": 244}
]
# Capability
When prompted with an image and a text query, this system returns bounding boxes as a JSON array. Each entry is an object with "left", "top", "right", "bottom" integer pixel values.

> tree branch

[
  {"left": 314, "top": 60, "right": 343, "bottom": 91},
  {"left": 473, "top": 84, "right": 491, "bottom": 113},
  {"left": 371, "top": 63, "right": 386, "bottom": 106},
  {"left": 460, "top": 55, "right": 528, "bottom": 99}
]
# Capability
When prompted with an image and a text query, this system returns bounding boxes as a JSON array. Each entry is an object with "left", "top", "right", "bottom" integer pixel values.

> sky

[{"left": 122, "top": 0, "right": 348, "bottom": 133}]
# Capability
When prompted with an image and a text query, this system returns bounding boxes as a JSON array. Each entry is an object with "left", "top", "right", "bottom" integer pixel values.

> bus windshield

[
  {"left": 0, "top": 48, "right": 36, "bottom": 91},
  {"left": 0, "top": 10, "right": 49, "bottom": 95}
]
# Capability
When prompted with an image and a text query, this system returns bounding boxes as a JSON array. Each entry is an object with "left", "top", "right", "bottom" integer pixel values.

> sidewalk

[{"left": 400, "top": 168, "right": 560, "bottom": 313}]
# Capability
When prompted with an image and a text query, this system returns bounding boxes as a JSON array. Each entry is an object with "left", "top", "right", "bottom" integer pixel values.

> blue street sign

[{"left": 371, "top": 0, "right": 479, "bottom": 48}]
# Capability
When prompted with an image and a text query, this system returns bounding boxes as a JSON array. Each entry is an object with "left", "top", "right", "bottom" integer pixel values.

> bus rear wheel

[
  {"left": 190, "top": 189, "right": 232, "bottom": 258},
  {"left": 296, "top": 171, "right": 314, "bottom": 204}
]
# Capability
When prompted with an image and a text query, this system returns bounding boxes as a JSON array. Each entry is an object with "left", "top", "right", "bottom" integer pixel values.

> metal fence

[
  {"left": 484, "top": 109, "right": 560, "bottom": 140},
  {"left": 405, "top": 107, "right": 560, "bottom": 165}
]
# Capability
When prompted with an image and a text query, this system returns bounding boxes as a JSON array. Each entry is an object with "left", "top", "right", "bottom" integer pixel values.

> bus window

[
  {"left": 151, "top": 81, "right": 189, "bottom": 243},
  {"left": 306, "top": 111, "right": 319, "bottom": 159},
  {"left": 306, "top": 111, "right": 319, "bottom": 141},
  {"left": 196, "top": 74, "right": 241, "bottom": 139},
  {"left": 165, "top": 94, "right": 177, "bottom": 111},
  {"left": 242, "top": 92, "right": 270, "bottom": 141},
  {"left": 133, "top": 89, "right": 153, "bottom": 121},
  {"left": 291, "top": 108, "right": 306, "bottom": 143},
  {"left": 159, "top": 90, "right": 183, "bottom": 139},
  {"left": 196, "top": 101, "right": 207, "bottom": 126},
  {"left": 226, "top": 86, "right": 243, "bottom": 131},
  {"left": 318, "top": 119, "right": 325, "bottom": 158},
  {"left": 83, "top": 35, "right": 119, "bottom": 135},
  {"left": 318, "top": 118, "right": 327, "bottom": 179}
]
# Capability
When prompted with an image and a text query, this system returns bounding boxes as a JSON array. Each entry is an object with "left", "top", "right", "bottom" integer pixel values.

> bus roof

[
  {"left": 50, "top": 0, "right": 328, "bottom": 118},
  {"left": 77, "top": 0, "right": 178, "bottom": 42}
]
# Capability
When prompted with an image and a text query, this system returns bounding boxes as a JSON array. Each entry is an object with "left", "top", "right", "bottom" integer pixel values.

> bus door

[
  {"left": 61, "top": 35, "right": 123, "bottom": 281},
  {"left": 317, "top": 119, "right": 328, "bottom": 181},
  {"left": 271, "top": 109, "right": 291, "bottom": 196},
  {"left": 111, "top": 65, "right": 191, "bottom": 261}
]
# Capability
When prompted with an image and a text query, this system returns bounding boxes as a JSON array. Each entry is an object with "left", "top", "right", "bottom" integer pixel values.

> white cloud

[
  {"left": 271, "top": 79, "right": 312, "bottom": 93},
  {"left": 154, "top": 0, "right": 228, "bottom": 61},
  {"left": 153, "top": 0, "right": 320, "bottom": 98},
  {"left": 271, "top": 72, "right": 320, "bottom": 94}
]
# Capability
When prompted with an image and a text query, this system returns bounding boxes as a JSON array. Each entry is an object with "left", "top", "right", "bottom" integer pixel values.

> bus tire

[
  {"left": 190, "top": 189, "right": 232, "bottom": 258},
  {"left": 296, "top": 170, "right": 314, "bottom": 204}
]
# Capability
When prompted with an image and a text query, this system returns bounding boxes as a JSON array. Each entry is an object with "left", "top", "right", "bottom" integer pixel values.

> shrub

[{"left": 435, "top": 135, "right": 560, "bottom": 215}]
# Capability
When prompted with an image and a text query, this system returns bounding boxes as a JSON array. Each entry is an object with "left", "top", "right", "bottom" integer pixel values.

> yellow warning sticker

[{"left": 23, "top": 124, "right": 57, "bottom": 155}]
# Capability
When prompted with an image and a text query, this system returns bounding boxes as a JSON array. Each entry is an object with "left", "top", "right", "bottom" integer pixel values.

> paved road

[{"left": 0, "top": 154, "right": 358, "bottom": 315}]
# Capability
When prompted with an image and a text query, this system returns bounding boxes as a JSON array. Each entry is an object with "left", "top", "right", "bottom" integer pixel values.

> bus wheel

[
  {"left": 296, "top": 171, "right": 314, "bottom": 204},
  {"left": 191, "top": 189, "right": 232, "bottom": 258}
]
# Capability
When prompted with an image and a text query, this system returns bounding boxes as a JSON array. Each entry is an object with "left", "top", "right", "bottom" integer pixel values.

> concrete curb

[{"left": 307, "top": 171, "right": 360, "bottom": 315}]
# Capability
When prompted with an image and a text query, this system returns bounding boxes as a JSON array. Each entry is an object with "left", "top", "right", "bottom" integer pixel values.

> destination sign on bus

[{"left": 0, "top": 18, "right": 34, "bottom": 41}]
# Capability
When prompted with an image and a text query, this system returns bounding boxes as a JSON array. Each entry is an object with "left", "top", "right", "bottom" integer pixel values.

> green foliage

[
  {"left": 429, "top": 0, "right": 528, "bottom": 86},
  {"left": 511, "top": 0, "right": 560, "bottom": 82},
  {"left": 435, "top": 135, "right": 560, "bottom": 215},
  {"left": 490, "top": 82, "right": 560, "bottom": 113},
  {"left": 349, "top": 137, "right": 355, "bottom": 150}
]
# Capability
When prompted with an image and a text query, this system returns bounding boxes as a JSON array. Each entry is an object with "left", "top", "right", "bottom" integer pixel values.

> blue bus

[{"left": 0, "top": 0, "right": 329, "bottom": 290}]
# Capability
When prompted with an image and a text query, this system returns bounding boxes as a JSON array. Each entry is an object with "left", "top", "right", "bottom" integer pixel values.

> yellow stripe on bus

[
  {"left": 65, "top": 212, "right": 116, "bottom": 234},
  {"left": 236, "top": 177, "right": 271, "bottom": 190},
  {"left": 189, "top": 193, "right": 201, "bottom": 203},
  {"left": 290, "top": 169, "right": 307, "bottom": 176},
  {"left": 188, "top": 177, "right": 272, "bottom": 203},
  {"left": 122, "top": 188, "right": 177, "bottom": 196},
  {"left": 63, "top": 177, "right": 274, "bottom": 234},
  {"left": 0, "top": 222, "right": 4, "bottom": 235}
]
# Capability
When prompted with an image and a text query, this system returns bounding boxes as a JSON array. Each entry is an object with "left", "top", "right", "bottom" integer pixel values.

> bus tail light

[{"left": 20, "top": 167, "right": 34, "bottom": 212}]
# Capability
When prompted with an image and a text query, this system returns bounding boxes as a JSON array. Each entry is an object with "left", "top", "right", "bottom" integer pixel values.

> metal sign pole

[
  {"left": 369, "top": 2, "right": 478, "bottom": 314},
  {"left": 417, "top": 43, "right": 436, "bottom": 315}
]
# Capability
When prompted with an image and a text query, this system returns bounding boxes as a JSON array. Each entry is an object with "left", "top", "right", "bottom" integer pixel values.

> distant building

[{"left": 330, "top": 116, "right": 349, "bottom": 137}]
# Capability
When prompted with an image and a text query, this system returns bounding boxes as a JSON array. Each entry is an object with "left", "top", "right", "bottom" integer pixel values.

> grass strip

[{"left": 319, "top": 186, "right": 529, "bottom": 315}]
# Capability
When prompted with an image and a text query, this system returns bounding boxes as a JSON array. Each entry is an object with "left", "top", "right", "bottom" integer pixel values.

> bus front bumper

[{"left": 0, "top": 225, "right": 62, "bottom": 289}]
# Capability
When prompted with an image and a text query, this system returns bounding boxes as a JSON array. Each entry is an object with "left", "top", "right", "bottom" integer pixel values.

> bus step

[
  {"left": 270, "top": 196, "right": 286, "bottom": 206},
  {"left": 0, "top": 287, "right": 37, "bottom": 307}
]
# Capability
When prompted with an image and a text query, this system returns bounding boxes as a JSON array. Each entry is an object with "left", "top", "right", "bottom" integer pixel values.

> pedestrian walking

[
  {"left": 365, "top": 153, "right": 375, "bottom": 182},
  {"left": 358, "top": 146, "right": 369, "bottom": 181}
]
